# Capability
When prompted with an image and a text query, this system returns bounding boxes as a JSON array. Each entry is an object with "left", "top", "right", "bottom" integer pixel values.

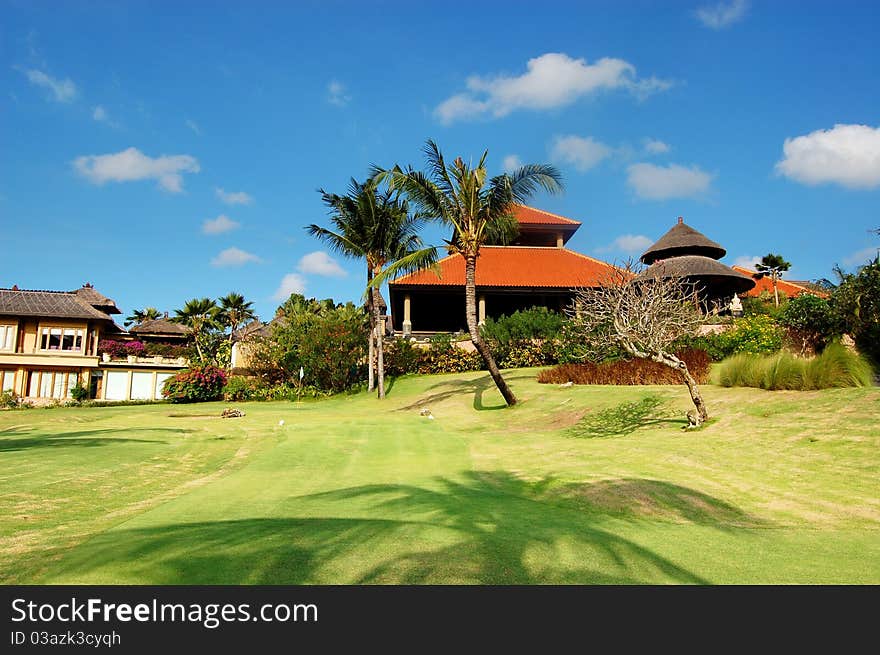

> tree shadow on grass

[
  {"left": 0, "top": 428, "right": 185, "bottom": 452},
  {"left": 42, "top": 471, "right": 763, "bottom": 585},
  {"left": 396, "top": 373, "right": 534, "bottom": 412},
  {"left": 569, "top": 395, "right": 687, "bottom": 439}
]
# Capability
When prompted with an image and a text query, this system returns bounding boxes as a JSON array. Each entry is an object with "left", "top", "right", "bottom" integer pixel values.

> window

[
  {"left": 0, "top": 325, "right": 14, "bottom": 351},
  {"left": 0, "top": 370, "right": 14, "bottom": 392},
  {"left": 39, "top": 327, "right": 84, "bottom": 353}
]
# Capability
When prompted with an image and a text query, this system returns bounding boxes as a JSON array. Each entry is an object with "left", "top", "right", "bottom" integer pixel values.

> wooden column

[{"left": 402, "top": 294, "right": 412, "bottom": 336}]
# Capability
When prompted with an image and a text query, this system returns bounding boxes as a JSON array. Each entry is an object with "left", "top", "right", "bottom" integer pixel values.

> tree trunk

[
  {"left": 227, "top": 322, "right": 237, "bottom": 371},
  {"left": 464, "top": 252, "right": 517, "bottom": 406},
  {"left": 679, "top": 364, "right": 708, "bottom": 426},
  {"left": 772, "top": 272, "right": 780, "bottom": 307},
  {"left": 366, "top": 269, "right": 374, "bottom": 392},
  {"left": 641, "top": 347, "right": 709, "bottom": 427},
  {"left": 372, "top": 267, "right": 385, "bottom": 400}
]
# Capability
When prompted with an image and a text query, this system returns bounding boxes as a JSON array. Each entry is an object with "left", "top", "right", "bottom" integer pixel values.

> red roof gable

[
  {"left": 732, "top": 266, "right": 830, "bottom": 298},
  {"left": 512, "top": 205, "right": 581, "bottom": 227},
  {"left": 391, "top": 247, "right": 616, "bottom": 288}
]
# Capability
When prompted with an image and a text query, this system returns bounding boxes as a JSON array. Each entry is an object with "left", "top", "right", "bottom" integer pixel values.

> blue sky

[{"left": 2, "top": 0, "right": 879, "bottom": 322}]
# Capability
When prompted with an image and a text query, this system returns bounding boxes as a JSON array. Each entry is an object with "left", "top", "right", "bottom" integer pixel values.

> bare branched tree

[{"left": 567, "top": 264, "right": 709, "bottom": 427}]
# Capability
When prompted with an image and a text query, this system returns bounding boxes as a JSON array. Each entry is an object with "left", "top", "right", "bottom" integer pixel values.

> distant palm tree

[
  {"left": 375, "top": 140, "right": 563, "bottom": 406},
  {"left": 124, "top": 307, "right": 162, "bottom": 327},
  {"left": 218, "top": 292, "right": 257, "bottom": 361},
  {"left": 307, "top": 178, "right": 436, "bottom": 399},
  {"left": 756, "top": 253, "right": 791, "bottom": 307},
  {"left": 172, "top": 297, "right": 220, "bottom": 361}
]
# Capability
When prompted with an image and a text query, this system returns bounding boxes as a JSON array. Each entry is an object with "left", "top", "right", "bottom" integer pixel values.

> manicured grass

[{"left": 1, "top": 371, "right": 878, "bottom": 584}]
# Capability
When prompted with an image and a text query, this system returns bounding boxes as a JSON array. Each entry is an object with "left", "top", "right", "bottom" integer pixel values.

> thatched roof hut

[
  {"left": 637, "top": 217, "right": 755, "bottom": 305},
  {"left": 640, "top": 217, "right": 726, "bottom": 265}
]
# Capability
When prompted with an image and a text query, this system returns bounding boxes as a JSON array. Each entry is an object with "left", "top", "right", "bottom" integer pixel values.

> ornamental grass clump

[{"left": 716, "top": 343, "right": 873, "bottom": 390}]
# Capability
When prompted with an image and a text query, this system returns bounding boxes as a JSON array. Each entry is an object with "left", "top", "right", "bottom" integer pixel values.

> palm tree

[
  {"left": 756, "top": 253, "right": 791, "bottom": 307},
  {"left": 124, "top": 307, "right": 162, "bottom": 327},
  {"left": 307, "top": 178, "right": 437, "bottom": 399},
  {"left": 375, "top": 140, "right": 563, "bottom": 406},
  {"left": 218, "top": 292, "right": 257, "bottom": 361},
  {"left": 172, "top": 297, "right": 220, "bottom": 362}
]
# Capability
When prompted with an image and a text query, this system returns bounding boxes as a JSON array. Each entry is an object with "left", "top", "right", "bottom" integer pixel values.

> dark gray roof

[
  {"left": 0, "top": 288, "right": 114, "bottom": 320},
  {"left": 640, "top": 218, "right": 727, "bottom": 264},
  {"left": 71, "top": 284, "right": 121, "bottom": 314},
  {"left": 637, "top": 255, "right": 756, "bottom": 295},
  {"left": 129, "top": 318, "right": 190, "bottom": 336}
]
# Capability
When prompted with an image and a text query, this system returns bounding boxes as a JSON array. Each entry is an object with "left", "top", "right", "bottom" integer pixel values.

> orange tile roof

[
  {"left": 391, "top": 247, "right": 616, "bottom": 288},
  {"left": 512, "top": 205, "right": 581, "bottom": 227},
  {"left": 732, "top": 266, "right": 830, "bottom": 298}
]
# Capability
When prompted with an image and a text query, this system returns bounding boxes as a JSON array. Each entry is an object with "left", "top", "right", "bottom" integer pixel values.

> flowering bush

[
  {"left": 162, "top": 365, "right": 228, "bottom": 403},
  {"left": 98, "top": 339, "right": 146, "bottom": 358}
]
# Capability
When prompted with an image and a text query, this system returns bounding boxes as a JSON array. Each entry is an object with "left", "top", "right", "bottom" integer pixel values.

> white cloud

[
  {"left": 775, "top": 124, "right": 880, "bottom": 190},
  {"left": 733, "top": 255, "right": 761, "bottom": 271},
  {"left": 598, "top": 234, "right": 654, "bottom": 254},
  {"left": 202, "top": 214, "right": 240, "bottom": 235},
  {"left": 93, "top": 105, "right": 108, "bottom": 122},
  {"left": 297, "top": 251, "right": 347, "bottom": 277},
  {"left": 185, "top": 119, "right": 201, "bottom": 135},
  {"left": 274, "top": 273, "right": 307, "bottom": 300},
  {"left": 22, "top": 68, "right": 77, "bottom": 103},
  {"left": 550, "top": 135, "right": 612, "bottom": 172},
  {"left": 502, "top": 154, "right": 523, "bottom": 173},
  {"left": 626, "top": 162, "right": 713, "bottom": 200},
  {"left": 644, "top": 138, "right": 670, "bottom": 154},
  {"left": 73, "top": 147, "right": 200, "bottom": 193},
  {"left": 434, "top": 52, "right": 672, "bottom": 124},
  {"left": 696, "top": 0, "right": 749, "bottom": 29},
  {"left": 843, "top": 247, "right": 879, "bottom": 267},
  {"left": 211, "top": 247, "right": 262, "bottom": 267},
  {"left": 327, "top": 80, "right": 351, "bottom": 106},
  {"left": 215, "top": 187, "right": 254, "bottom": 205}
]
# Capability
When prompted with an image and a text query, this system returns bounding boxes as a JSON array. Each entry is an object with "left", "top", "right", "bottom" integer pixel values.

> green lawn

[{"left": 2, "top": 370, "right": 878, "bottom": 584}]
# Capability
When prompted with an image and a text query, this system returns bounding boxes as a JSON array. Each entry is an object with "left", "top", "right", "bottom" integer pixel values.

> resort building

[
  {"left": 0, "top": 284, "right": 186, "bottom": 402},
  {"left": 387, "top": 205, "right": 619, "bottom": 335}
]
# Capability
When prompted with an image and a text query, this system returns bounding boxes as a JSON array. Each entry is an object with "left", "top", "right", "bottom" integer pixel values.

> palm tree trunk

[
  {"left": 372, "top": 268, "right": 385, "bottom": 399},
  {"left": 227, "top": 321, "right": 237, "bottom": 371},
  {"left": 464, "top": 252, "right": 517, "bottom": 406},
  {"left": 366, "top": 269, "right": 375, "bottom": 392},
  {"left": 772, "top": 272, "right": 780, "bottom": 307}
]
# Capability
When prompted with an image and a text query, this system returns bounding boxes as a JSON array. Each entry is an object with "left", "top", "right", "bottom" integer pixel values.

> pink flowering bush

[
  {"left": 98, "top": 339, "right": 146, "bottom": 358},
  {"left": 162, "top": 365, "right": 227, "bottom": 403}
]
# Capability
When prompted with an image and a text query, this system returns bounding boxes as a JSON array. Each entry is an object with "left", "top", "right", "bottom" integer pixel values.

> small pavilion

[{"left": 637, "top": 217, "right": 755, "bottom": 310}]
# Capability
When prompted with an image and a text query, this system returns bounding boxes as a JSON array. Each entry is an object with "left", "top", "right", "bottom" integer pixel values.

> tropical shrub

[
  {"left": 223, "top": 375, "right": 263, "bottom": 401},
  {"left": 0, "top": 390, "right": 19, "bottom": 409},
  {"left": 721, "top": 315, "right": 785, "bottom": 356},
  {"left": 162, "top": 365, "right": 228, "bottom": 403},
  {"left": 384, "top": 338, "right": 421, "bottom": 377},
  {"left": 742, "top": 292, "right": 787, "bottom": 318},
  {"left": 831, "top": 257, "right": 880, "bottom": 365},
  {"left": 69, "top": 383, "right": 89, "bottom": 402},
  {"left": 537, "top": 349, "right": 711, "bottom": 385},
  {"left": 143, "top": 341, "right": 189, "bottom": 358},
  {"left": 715, "top": 343, "right": 874, "bottom": 390},
  {"left": 417, "top": 334, "right": 484, "bottom": 374},
  {"left": 779, "top": 294, "right": 834, "bottom": 354},
  {"left": 250, "top": 300, "right": 368, "bottom": 393}
]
